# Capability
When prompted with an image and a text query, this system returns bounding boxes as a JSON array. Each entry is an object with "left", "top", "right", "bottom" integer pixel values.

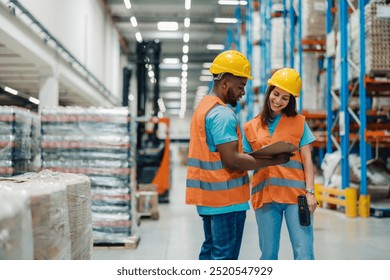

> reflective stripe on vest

[
  {"left": 186, "top": 95, "right": 249, "bottom": 207},
  {"left": 243, "top": 114, "right": 306, "bottom": 209}
]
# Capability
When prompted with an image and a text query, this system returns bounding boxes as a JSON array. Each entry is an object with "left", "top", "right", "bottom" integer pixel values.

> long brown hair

[{"left": 259, "top": 85, "right": 297, "bottom": 127}]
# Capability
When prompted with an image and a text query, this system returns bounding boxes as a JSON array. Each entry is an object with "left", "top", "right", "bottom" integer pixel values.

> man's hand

[{"left": 272, "top": 152, "right": 294, "bottom": 165}]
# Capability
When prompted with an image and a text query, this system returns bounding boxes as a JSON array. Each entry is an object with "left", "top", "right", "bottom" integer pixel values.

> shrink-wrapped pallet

[
  {"left": 36, "top": 170, "right": 93, "bottom": 260},
  {"left": 0, "top": 179, "right": 71, "bottom": 260},
  {"left": 0, "top": 192, "right": 33, "bottom": 259}
]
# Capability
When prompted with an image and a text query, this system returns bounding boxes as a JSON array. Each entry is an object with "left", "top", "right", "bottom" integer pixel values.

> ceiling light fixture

[
  {"left": 218, "top": 0, "right": 248, "bottom": 5},
  {"left": 166, "top": 77, "right": 181, "bottom": 84},
  {"left": 28, "top": 96, "right": 40, "bottom": 105},
  {"left": 183, "top": 33, "right": 189, "bottom": 43},
  {"left": 135, "top": 32, "right": 142, "bottom": 43},
  {"left": 200, "top": 76, "right": 213, "bottom": 82},
  {"left": 123, "top": 0, "right": 131, "bottom": 9},
  {"left": 207, "top": 44, "right": 225, "bottom": 50},
  {"left": 4, "top": 86, "right": 18, "bottom": 95},
  {"left": 130, "top": 16, "right": 137, "bottom": 27},
  {"left": 203, "top": 62, "right": 212, "bottom": 68},
  {"left": 182, "top": 45, "right": 189, "bottom": 54},
  {"left": 214, "top": 18, "right": 239, "bottom": 23},
  {"left": 157, "top": 21, "right": 178, "bottom": 31},
  {"left": 185, "top": 0, "right": 191, "bottom": 10},
  {"left": 182, "top": 55, "right": 188, "bottom": 63},
  {"left": 163, "top": 58, "right": 180, "bottom": 64},
  {"left": 184, "top": 18, "right": 190, "bottom": 28}
]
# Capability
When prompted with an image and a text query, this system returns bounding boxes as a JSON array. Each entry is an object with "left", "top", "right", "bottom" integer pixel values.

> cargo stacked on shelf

[
  {"left": 365, "top": 0, "right": 390, "bottom": 77},
  {"left": 0, "top": 106, "right": 35, "bottom": 177},
  {"left": 40, "top": 106, "right": 136, "bottom": 245}
]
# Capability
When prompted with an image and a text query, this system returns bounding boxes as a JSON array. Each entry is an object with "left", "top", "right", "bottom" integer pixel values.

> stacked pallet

[
  {"left": 0, "top": 106, "right": 34, "bottom": 177},
  {"left": 0, "top": 192, "right": 34, "bottom": 260},
  {"left": 365, "top": 0, "right": 390, "bottom": 77},
  {"left": 40, "top": 107, "right": 136, "bottom": 246}
]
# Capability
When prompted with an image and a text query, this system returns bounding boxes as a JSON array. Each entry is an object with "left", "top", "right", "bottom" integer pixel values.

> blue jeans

[
  {"left": 199, "top": 211, "right": 246, "bottom": 260},
  {"left": 255, "top": 202, "right": 314, "bottom": 260}
]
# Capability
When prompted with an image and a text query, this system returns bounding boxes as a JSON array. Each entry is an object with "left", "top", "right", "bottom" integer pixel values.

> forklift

[{"left": 135, "top": 40, "right": 170, "bottom": 202}]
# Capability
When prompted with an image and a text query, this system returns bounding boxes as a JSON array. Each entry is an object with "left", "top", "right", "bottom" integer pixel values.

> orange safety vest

[
  {"left": 243, "top": 114, "right": 306, "bottom": 210},
  {"left": 186, "top": 95, "right": 250, "bottom": 207}
]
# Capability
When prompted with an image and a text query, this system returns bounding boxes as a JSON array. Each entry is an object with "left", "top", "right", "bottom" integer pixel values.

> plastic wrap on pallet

[
  {"left": 40, "top": 106, "right": 134, "bottom": 244},
  {"left": 32, "top": 170, "right": 93, "bottom": 260},
  {"left": 0, "top": 106, "right": 36, "bottom": 176},
  {"left": 365, "top": 0, "right": 390, "bottom": 76},
  {"left": 295, "top": 0, "right": 326, "bottom": 39},
  {"left": 0, "top": 191, "right": 34, "bottom": 260},
  {"left": 0, "top": 178, "right": 71, "bottom": 260}
]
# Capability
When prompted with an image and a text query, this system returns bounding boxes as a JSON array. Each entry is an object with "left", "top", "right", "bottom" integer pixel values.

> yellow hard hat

[
  {"left": 267, "top": 68, "right": 302, "bottom": 97},
  {"left": 209, "top": 50, "right": 253, "bottom": 79}
]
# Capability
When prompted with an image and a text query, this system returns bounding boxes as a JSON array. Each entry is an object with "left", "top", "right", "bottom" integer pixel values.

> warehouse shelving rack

[{"left": 325, "top": 0, "right": 390, "bottom": 217}]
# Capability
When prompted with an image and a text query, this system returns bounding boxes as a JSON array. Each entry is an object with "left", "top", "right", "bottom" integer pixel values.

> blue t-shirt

[
  {"left": 197, "top": 105, "right": 250, "bottom": 215},
  {"left": 242, "top": 113, "right": 316, "bottom": 153}
]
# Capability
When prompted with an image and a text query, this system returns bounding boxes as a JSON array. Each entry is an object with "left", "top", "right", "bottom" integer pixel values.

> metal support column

[
  {"left": 246, "top": 0, "right": 254, "bottom": 120},
  {"left": 297, "top": 0, "right": 303, "bottom": 113},
  {"left": 358, "top": 0, "right": 370, "bottom": 217},
  {"left": 289, "top": 0, "right": 296, "bottom": 68},
  {"left": 339, "top": 0, "right": 351, "bottom": 189},
  {"left": 326, "top": 0, "right": 333, "bottom": 154}
]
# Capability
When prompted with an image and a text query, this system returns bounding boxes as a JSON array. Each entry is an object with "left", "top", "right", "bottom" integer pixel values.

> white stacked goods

[
  {"left": 271, "top": 17, "right": 285, "bottom": 70},
  {"left": 365, "top": 0, "right": 390, "bottom": 76},
  {"left": 18, "top": 170, "right": 93, "bottom": 260},
  {"left": 0, "top": 192, "right": 33, "bottom": 260},
  {"left": 0, "top": 179, "right": 71, "bottom": 260},
  {"left": 40, "top": 107, "right": 134, "bottom": 244},
  {"left": 297, "top": 0, "right": 326, "bottom": 39}
]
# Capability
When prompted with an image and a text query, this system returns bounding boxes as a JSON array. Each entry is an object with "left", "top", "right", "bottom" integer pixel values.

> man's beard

[{"left": 227, "top": 88, "right": 237, "bottom": 107}]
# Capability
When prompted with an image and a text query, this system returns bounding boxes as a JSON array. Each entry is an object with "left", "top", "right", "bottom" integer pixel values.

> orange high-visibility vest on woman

[
  {"left": 186, "top": 95, "right": 250, "bottom": 207},
  {"left": 243, "top": 114, "right": 306, "bottom": 210}
]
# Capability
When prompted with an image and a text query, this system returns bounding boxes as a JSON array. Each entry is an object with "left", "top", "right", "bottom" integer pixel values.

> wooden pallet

[{"left": 93, "top": 235, "right": 140, "bottom": 249}]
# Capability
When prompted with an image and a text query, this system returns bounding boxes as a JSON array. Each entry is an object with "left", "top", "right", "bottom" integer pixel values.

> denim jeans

[
  {"left": 199, "top": 211, "right": 246, "bottom": 260},
  {"left": 255, "top": 202, "right": 314, "bottom": 260}
]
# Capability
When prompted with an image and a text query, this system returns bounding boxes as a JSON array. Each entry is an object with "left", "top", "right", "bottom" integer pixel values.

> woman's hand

[{"left": 306, "top": 193, "right": 318, "bottom": 213}]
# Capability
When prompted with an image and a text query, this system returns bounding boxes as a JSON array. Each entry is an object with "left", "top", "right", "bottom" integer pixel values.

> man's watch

[{"left": 306, "top": 189, "right": 315, "bottom": 195}]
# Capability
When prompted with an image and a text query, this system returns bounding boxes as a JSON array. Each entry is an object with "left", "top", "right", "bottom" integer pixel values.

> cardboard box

[{"left": 137, "top": 184, "right": 159, "bottom": 219}]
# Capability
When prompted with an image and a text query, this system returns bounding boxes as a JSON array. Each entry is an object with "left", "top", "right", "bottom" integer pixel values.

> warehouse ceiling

[
  {"left": 0, "top": 0, "right": 246, "bottom": 115},
  {"left": 106, "top": 0, "right": 245, "bottom": 117}
]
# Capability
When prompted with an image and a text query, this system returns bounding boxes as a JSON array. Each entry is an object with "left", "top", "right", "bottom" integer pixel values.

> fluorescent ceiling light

[
  {"left": 203, "top": 62, "right": 212, "bottom": 68},
  {"left": 135, "top": 32, "right": 142, "bottom": 42},
  {"left": 124, "top": 0, "right": 131, "bottom": 9},
  {"left": 214, "top": 18, "right": 239, "bottom": 23},
  {"left": 184, "top": 18, "right": 190, "bottom": 28},
  {"left": 201, "top": 69, "right": 212, "bottom": 75},
  {"left": 185, "top": 0, "right": 191, "bottom": 10},
  {"left": 29, "top": 96, "right": 40, "bottom": 105},
  {"left": 183, "top": 33, "right": 189, "bottom": 43},
  {"left": 162, "top": 92, "right": 181, "bottom": 99},
  {"left": 157, "top": 21, "right": 178, "bottom": 31},
  {"left": 200, "top": 76, "right": 213, "bottom": 82},
  {"left": 207, "top": 44, "right": 225, "bottom": 50},
  {"left": 4, "top": 86, "right": 18, "bottom": 95},
  {"left": 166, "top": 77, "right": 181, "bottom": 84},
  {"left": 218, "top": 0, "right": 248, "bottom": 5},
  {"left": 163, "top": 58, "right": 180, "bottom": 64},
  {"left": 130, "top": 16, "right": 137, "bottom": 27}
]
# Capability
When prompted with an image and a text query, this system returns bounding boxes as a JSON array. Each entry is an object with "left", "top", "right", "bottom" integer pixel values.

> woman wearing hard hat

[
  {"left": 243, "top": 68, "right": 318, "bottom": 260},
  {"left": 186, "top": 51, "right": 293, "bottom": 260}
]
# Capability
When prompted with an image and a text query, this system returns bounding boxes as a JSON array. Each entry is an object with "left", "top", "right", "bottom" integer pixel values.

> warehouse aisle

[{"left": 92, "top": 161, "right": 390, "bottom": 260}]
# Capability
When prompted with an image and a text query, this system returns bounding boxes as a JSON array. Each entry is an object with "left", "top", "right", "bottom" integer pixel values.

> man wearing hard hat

[{"left": 185, "top": 50, "right": 293, "bottom": 260}]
